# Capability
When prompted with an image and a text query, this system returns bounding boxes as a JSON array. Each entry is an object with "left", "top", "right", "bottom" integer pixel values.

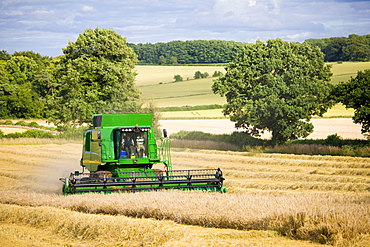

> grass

[
  {"left": 139, "top": 77, "right": 226, "bottom": 107},
  {"left": 136, "top": 62, "right": 369, "bottom": 120},
  {"left": 135, "top": 65, "right": 225, "bottom": 86},
  {"left": 161, "top": 108, "right": 226, "bottom": 119},
  {"left": 0, "top": 144, "right": 370, "bottom": 246},
  {"left": 329, "top": 61, "right": 370, "bottom": 85},
  {"left": 322, "top": 104, "right": 354, "bottom": 118},
  {"left": 136, "top": 62, "right": 370, "bottom": 109}
]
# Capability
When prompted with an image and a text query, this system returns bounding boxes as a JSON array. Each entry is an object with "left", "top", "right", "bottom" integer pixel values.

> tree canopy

[
  {"left": 333, "top": 70, "right": 370, "bottom": 135},
  {"left": 0, "top": 53, "right": 50, "bottom": 118},
  {"left": 213, "top": 39, "right": 334, "bottom": 143},
  {"left": 49, "top": 28, "right": 141, "bottom": 126}
]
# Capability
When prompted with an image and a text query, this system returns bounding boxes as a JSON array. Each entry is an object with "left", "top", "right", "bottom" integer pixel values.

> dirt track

[{"left": 160, "top": 118, "right": 365, "bottom": 139}]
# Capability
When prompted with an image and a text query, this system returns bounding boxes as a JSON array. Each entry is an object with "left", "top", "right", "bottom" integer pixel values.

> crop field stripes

[
  {"left": 171, "top": 150, "right": 370, "bottom": 193},
  {"left": 1, "top": 144, "right": 370, "bottom": 246}
]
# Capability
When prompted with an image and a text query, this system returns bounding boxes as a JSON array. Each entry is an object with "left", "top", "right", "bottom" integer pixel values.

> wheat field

[{"left": 0, "top": 142, "right": 369, "bottom": 246}]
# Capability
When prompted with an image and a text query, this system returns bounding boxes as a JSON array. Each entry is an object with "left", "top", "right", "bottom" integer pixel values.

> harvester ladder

[{"left": 159, "top": 138, "right": 172, "bottom": 171}]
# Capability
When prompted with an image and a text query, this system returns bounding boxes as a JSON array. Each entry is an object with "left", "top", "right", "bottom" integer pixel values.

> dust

[
  {"left": 34, "top": 144, "right": 82, "bottom": 194},
  {"left": 0, "top": 144, "right": 82, "bottom": 194}
]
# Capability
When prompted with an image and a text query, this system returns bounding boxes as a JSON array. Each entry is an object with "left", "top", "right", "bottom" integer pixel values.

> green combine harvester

[{"left": 60, "top": 113, "right": 226, "bottom": 194}]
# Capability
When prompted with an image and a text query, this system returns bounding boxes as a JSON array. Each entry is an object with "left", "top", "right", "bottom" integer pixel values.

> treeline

[
  {"left": 304, "top": 34, "right": 370, "bottom": 62},
  {"left": 128, "top": 34, "right": 370, "bottom": 64},
  {"left": 128, "top": 40, "right": 246, "bottom": 64}
]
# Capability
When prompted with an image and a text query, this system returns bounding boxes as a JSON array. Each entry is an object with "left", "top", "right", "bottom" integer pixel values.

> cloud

[
  {"left": 82, "top": 5, "right": 96, "bottom": 12},
  {"left": 0, "top": 0, "right": 369, "bottom": 56},
  {"left": 4, "top": 10, "right": 23, "bottom": 16},
  {"left": 31, "top": 9, "right": 55, "bottom": 20}
]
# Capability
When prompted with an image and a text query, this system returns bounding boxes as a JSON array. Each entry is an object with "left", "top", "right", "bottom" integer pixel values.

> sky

[{"left": 1, "top": 0, "right": 369, "bottom": 57}]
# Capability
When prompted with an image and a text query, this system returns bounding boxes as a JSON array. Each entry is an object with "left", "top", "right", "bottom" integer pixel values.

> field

[
  {"left": 159, "top": 118, "right": 364, "bottom": 139},
  {"left": 0, "top": 142, "right": 369, "bottom": 246},
  {"left": 159, "top": 105, "right": 354, "bottom": 119},
  {"left": 136, "top": 62, "right": 370, "bottom": 115}
]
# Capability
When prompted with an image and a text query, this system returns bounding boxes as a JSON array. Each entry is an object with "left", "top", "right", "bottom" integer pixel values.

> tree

[
  {"left": 0, "top": 56, "right": 46, "bottom": 118},
  {"left": 212, "top": 71, "right": 223, "bottom": 77},
  {"left": 194, "top": 71, "right": 202, "bottom": 79},
  {"left": 170, "top": 56, "right": 178, "bottom": 64},
  {"left": 158, "top": 55, "right": 166, "bottom": 65},
  {"left": 333, "top": 70, "right": 370, "bottom": 135},
  {"left": 173, "top": 74, "right": 183, "bottom": 82},
  {"left": 49, "top": 28, "right": 140, "bottom": 126},
  {"left": 212, "top": 39, "right": 334, "bottom": 143}
]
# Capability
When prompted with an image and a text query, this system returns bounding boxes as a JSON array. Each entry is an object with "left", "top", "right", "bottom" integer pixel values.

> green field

[
  {"left": 135, "top": 65, "right": 225, "bottom": 86},
  {"left": 136, "top": 62, "right": 370, "bottom": 118},
  {"left": 329, "top": 61, "right": 370, "bottom": 84}
]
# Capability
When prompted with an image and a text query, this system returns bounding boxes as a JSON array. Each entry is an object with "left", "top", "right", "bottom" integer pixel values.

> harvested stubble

[
  {"left": 0, "top": 203, "right": 331, "bottom": 247},
  {"left": 0, "top": 203, "right": 185, "bottom": 247},
  {"left": 1, "top": 144, "right": 370, "bottom": 246},
  {"left": 171, "top": 149, "right": 370, "bottom": 193},
  {"left": 0, "top": 191, "right": 369, "bottom": 246}
]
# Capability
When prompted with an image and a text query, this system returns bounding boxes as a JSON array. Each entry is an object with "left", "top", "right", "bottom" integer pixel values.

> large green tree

[
  {"left": 333, "top": 70, "right": 370, "bottom": 135},
  {"left": 49, "top": 28, "right": 140, "bottom": 126},
  {"left": 212, "top": 39, "right": 334, "bottom": 143},
  {"left": 0, "top": 55, "right": 46, "bottom": 118}
]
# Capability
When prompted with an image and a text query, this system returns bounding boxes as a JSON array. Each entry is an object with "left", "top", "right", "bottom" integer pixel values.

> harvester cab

[{"left": 60, "top": 113, "right": 226, "bottom": 194}]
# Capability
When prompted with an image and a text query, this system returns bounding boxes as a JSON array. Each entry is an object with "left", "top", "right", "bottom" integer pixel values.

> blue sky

[{"left": 1, "top": 0, "right": 369, "bottom": 57}]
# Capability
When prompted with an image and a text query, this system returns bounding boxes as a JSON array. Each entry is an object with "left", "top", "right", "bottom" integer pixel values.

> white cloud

[
  {"left": 32, "top": 9, "right": 55, "bottom": 19},
  {"left": 82, "top": 5, "right": 96, "bottom": 12},
  {"left": 5, "top": 10, "right": 23, "bottom": 16},
  {"left": 286, "top": 32, "right": 311, "bottom": 40}
]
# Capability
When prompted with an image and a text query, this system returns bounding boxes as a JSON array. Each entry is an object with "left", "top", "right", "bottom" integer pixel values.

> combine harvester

[{"left": 60, "top": 113, "right": 226, "bottom": 194}]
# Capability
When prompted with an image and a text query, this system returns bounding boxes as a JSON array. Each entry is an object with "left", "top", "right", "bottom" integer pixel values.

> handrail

[{"left": 158, "top": 138, "right": 172, "bottom": 171}]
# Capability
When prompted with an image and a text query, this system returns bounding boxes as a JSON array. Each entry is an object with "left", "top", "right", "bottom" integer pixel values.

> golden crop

[{"left": 0, "top": 142, "right": 369, "bottom": 246}]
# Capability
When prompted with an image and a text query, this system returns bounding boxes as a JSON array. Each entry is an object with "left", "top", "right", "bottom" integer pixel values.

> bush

[
  {"left": 3, "top": 130, "right": 54, "bottom": 139},
  {"left": 4, "top": 120, "right": 13, "bottom": 125},
  {"left": 212, "top": 71, "right": 223, "bottom": 77},
  {"left": 15, "top": 121, "right": 27, "bottom": 126},
  {"left": 22, "top": 129, "right": 54, "bottom": 138},
  {"left": 173, "top": 74, "right": 183, "bottom": 82},
  {"left": 325, "top": 133, "right": 342, "bottom": 146},
  {"left": 5, "top": 132, "right": 23, "bottom": 138},
  {"left": 28, "top": 122, "right": 40, "bottom": 128},
  {"left": 194, "top": 71, "right": 202, "bottom": 79}
]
